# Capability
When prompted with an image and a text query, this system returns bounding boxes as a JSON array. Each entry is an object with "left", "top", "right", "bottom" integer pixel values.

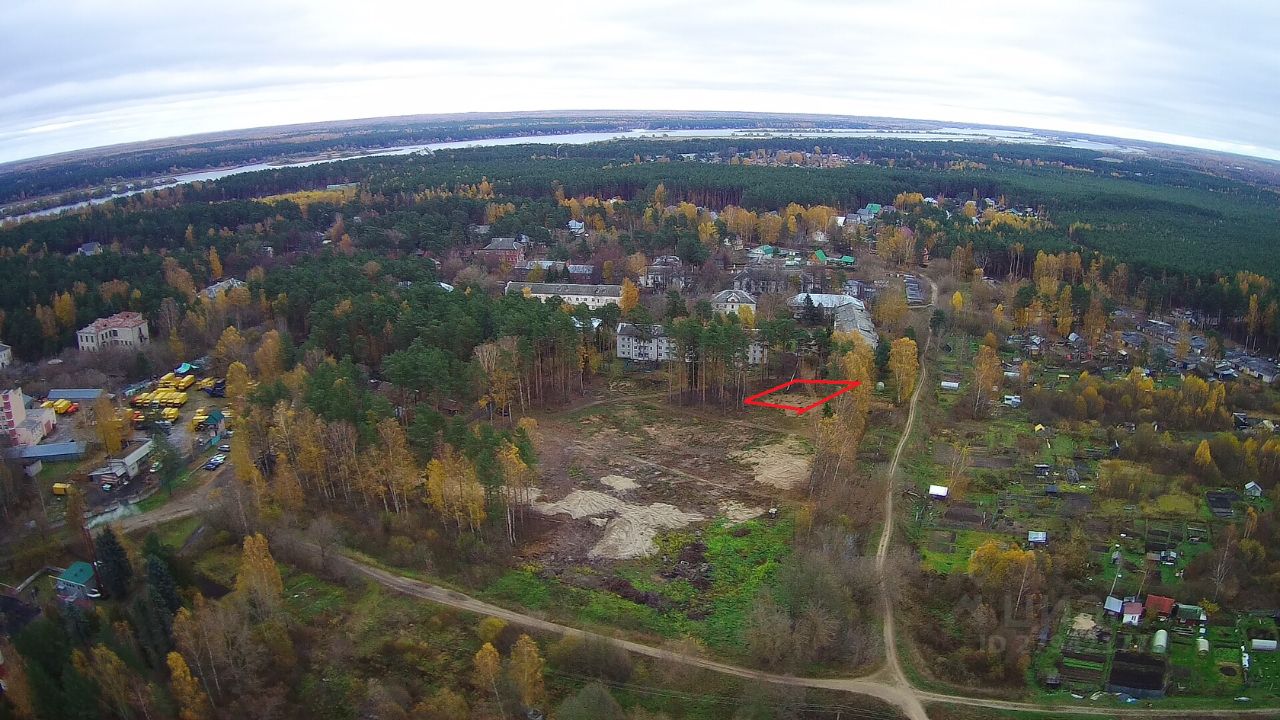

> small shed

[
  {"left": 940, "top": 381, "right": 960, "bottom": 391},
  {"left": 1028, "top": 531, "right": 1048, "bottom": 546},
  {"left": 1245, "top": 481, "right": 1263, "bottom": 498},
  {"left": 1122, "top": 601, "right": 1143, "bottom": 626},
  {"left": 1104, "top": 596, "right": 1124, "bottom": 616},
  {"left": 928, "top": 485, "right": 950, "bottom": 500}
]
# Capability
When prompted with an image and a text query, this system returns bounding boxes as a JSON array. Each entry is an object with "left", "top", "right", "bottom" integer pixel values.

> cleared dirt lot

[{"left": 525, "top": 399, "right": 812, "bottom": 564}]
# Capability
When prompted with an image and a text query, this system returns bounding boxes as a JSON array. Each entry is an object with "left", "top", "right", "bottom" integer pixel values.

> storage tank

[
  {"left": 1197, "top": 637, "right": 1211, "bottom": 656},
  {"left": 1152, "top": 629, "right": 1169, "bottom": 655}
]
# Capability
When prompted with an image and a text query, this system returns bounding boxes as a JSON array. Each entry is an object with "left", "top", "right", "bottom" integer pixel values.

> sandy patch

[
  {"left": 719, "top": 500, "right": 764, "bottom": 524},
  {"left": 531, "top": 487, "right": 704, "bottom": 560},
  {"left": 731, "top": 438, "right": 812, "bottom": 489},
  {"left": 532, "top": 489, "right": 627, "bottom": 519},
  {"left": 1071, "top": 613, "right": 1097, "bottom": 632},
  {"left": 590, "top": 504, "right": 705, "bottom": 560},
  {"left": 600, "top": 474, "right": 640, "bottom": 492}
]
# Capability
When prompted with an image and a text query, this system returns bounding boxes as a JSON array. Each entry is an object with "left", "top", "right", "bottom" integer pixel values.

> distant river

[{"left": 1, "top": 126, "right": 1141, "bottom": 225}]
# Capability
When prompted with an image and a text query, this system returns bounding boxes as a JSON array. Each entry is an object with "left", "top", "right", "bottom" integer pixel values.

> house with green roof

[{"left": 56, "top": 561, "right": 98, "bottom": 601}]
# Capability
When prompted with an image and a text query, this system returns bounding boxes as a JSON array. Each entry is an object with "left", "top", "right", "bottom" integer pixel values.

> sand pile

[
  {"left": 718, "top": 500, "right": 764, "bottom": 524},
  {"left": 531, "top": 486, "right": 704, "bottom": 560},
  {"left": 590, "top": 504, "right": 705, "bottom": 560},
  {"left": 599, "top": 474, "right": 640, "bottom": 491},
  {"left": 532, "top": 490, "right": 626, "bottom": 519},
  {"left": 730, "top": 438, "right": 812, "bottom": 489}
]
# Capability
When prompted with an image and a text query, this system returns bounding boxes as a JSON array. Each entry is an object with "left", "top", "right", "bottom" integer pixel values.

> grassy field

[
  {"left": 485, "top": 515, "right": 794, "bottom": 656},
  {"left": 919, "top": 529, "right": 1010, "bottom": 574}
]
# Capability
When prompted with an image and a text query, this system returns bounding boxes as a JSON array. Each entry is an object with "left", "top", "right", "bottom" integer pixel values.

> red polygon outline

[{"left": 743, "top": 379, "right": 862, "bottom": 415}]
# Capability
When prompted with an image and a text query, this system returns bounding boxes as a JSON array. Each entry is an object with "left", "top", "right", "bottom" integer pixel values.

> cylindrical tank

[
  {"left": 1197, "top": 637, "right": 1211, "bottom": 656},
  {"left": 1152, "top": 629, "right": 1169, "bottom": 654}
]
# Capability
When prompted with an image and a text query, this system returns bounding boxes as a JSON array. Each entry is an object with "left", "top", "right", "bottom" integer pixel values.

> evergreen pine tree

[{"left": 95, "top": 528, "right": 132, "bottom": 598}]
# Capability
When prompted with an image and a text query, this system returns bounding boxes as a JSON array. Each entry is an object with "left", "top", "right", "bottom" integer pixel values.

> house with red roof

[{"left": 1145, "top": 594, "right": 1175, "bottom": 618}]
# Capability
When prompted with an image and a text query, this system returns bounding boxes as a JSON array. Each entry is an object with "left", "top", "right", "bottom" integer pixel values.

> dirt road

[{"left": 117, "top": 465, "right": 230, "bottom": 533}]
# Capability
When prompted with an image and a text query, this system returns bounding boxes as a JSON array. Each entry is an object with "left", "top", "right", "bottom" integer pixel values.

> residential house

[
  {"left": 833, "top": 298, "right": 879, "bottom": 347},
  {"left": 639, "top": 256, "right": 685, "bottom": 292},
  {"left": 567, "top": 220, "right": 586, "bottom": 235},
  {"left": 615, "top": 323, "right": 676, "bottom": 362},
  {"left": 711, "top": 290, "right": 756, "bottom": 317},
  {"left": 1173, "top": 603, "right": 1207, "bottom": 626},
  {"left": 505, "top": 282, "right": 622, "bottom": 309},
  {"left": 1122, "top": 601, "right": 1144, "bottom": 625},
  {"left": 747, "top": 245, "right": 778, "bottom": 263},
  {"left": 0, "top": 342, "right": 10, "bottom": 370},
  {"left": 76, "top": 242, "right": 103, "bottom": 256},
  {"left": 568, "top": 264, "right": 595, "bottom": 282},
  {"left": 732, "top": 267, "right": 816, "bottom": 296},
  {"left": 0, "top": 387, "right": 54, "bottom": 447},
  {"left": 789, "top": 293, "right": 859, "bottom": 321},
  {"left": 1104, "top": 596, "right": 1124, "bottom": 617},
  {"left": 201, "top": 277, "right": 246, "bottom": 300},
  {"left": 478, "top": 237, "right": 526, "bottom": 265},
  {"left": 1245, "top": 481, "right": 1263, "bottom": 498},
  {"left": 76, "top": 312, "right": 150, "bottom": 352},
  {"left": 1145, "top": 595, "right": 1175, "bottom": 618},
  {"left": 615, "top": 322, "right": 767, "bottom": 365},
  {"left": 55, "top": 562, "right": 98, "bottom": 602}
]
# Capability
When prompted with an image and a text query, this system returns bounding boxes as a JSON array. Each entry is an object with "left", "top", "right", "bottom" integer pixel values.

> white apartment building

[
  {"left": 506, "top": 282, "right": 622, "bottom": 309},
  {"left": 77, "top": 312, "right": 150, "bottom": 352},
  {"left": 1, "top": 387, "right": 55, "bottom": 447},
  {"left": 615, "top": 323, "right": 768, "bottom": 365},
  {"left": 711, "top": 289, "right": 756, "bottom": 317}
]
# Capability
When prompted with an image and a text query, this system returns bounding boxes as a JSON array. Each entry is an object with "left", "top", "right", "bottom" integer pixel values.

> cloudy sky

[{"left": 3, "top": 0, "right": 1278, "bottom": 163}]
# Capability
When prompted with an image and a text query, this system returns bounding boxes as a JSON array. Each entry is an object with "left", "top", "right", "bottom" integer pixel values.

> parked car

[
  {"left": 86, "top": 587, "right": 102, "bottom": 600},
  {"left": 218, "top": 444, "right": 231, "bottom": 452},
  {"left": 101, "top": 483, "right": 115, "bottom": 492}
]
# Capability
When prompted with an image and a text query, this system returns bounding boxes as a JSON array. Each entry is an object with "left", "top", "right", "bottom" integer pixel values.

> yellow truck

[
  {"left": 52, "top": 399, "right": 72, "bottom": 414},
  {"left": 161, "top": 407, "right": 180, "bottom": 422},
  {"left": 177, "top": 375, "right": 196, "bottom": 390},
  {"left": 52, "top": 482, "right": 72, "bottom": 496}
]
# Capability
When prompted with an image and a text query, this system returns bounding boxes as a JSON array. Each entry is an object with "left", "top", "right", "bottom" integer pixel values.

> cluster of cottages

[{"left": 1120, "top": 316, "right": 1279, "bottom": 383}]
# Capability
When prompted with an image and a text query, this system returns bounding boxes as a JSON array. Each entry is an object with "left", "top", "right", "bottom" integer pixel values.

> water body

[{"left": 2, "top": 126, "right": 1142, "bottom": 225}]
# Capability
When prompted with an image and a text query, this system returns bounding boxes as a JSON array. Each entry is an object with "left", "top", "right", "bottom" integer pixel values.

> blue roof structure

[
  {"left": 46, "top": 389, "right": 104, "bottom": 402},
  {"left": 5, "top": 441, "right": 87, "bottom": 461}
]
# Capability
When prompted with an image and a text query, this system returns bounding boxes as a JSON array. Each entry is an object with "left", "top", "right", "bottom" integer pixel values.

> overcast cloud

[{"left": 3, "top": 0, "right": 1279, "bottom": 163}]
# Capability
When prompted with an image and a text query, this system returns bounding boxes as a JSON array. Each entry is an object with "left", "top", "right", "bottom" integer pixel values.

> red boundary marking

[{"left": 743, "top": 379, "right": 862, "bottom": 415}]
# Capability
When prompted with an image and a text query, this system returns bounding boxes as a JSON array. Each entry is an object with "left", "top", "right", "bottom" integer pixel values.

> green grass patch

[
  {"left": 920, "top": 529, "right": 1009, "bottom": 574},
  {"left": 151, "top": 516, "right": 202, "bottom": 549},
  {"left": 483, "top": 515, "right": 794, "bottom": 656},
  {"left": 283, "top": 568, "right": 347, "bottom": 622}
]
